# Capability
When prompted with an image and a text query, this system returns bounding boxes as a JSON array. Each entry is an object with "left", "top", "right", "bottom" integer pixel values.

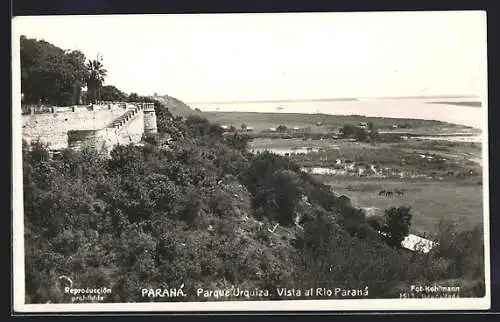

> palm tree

[{"left": 85, "top": 54, "right": 107, "bottom": 104}]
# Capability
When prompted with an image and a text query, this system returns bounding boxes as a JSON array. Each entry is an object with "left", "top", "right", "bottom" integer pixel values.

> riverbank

[
  {"left": 193, "top": 96, "right": 484, "bottom": 129},
  {"left": 247, "top": 132, "right": 483, "bottom": 236},
  {"left": 249, "top": 137, "right": 482, "bottom": 180}
]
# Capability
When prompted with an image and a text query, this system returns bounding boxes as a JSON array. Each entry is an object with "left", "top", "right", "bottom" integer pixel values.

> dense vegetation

[
  {"left": 24, "top": 98, "right": 485, "bottom": 303},
  {"left": 21, "top": 38, "right": 485, "bottom": 303},
  {"left": 20, "top": 36, "right": 87, "bottom": 106},
  {"left": 20, "top": 36, "right": 108, "bottom": 106}
]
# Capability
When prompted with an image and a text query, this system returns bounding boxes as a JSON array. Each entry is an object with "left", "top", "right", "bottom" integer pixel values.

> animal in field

[
  {"left": 379, "top": 189, "right": 406, "bottom": 197},
  {"left": 378, "top": 190, "right": 395, "bottom": 197}
]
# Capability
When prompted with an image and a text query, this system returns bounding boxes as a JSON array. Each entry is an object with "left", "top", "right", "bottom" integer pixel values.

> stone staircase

[{"left": 108, "top": 103, "right": 144, "bottom": 130}]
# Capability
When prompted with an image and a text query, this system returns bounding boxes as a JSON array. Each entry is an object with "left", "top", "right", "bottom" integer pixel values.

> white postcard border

[{"left": 11, "top": 12, "right": 491, "bottom": 313}]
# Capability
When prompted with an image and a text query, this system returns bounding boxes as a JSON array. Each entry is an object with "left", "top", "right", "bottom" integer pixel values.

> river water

[{"left": 189, "top": 97, "right": 485, "bottom": 130}]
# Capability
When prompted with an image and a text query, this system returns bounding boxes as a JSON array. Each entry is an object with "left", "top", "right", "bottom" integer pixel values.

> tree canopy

[
  {"left": 21, "top": 36, "right": 89, "bottom": 106},
  {"left": 20, "top": 36, "right": 108, "bottom": 106},
  {"left": 85, "top": 57, "right": 107, "bottom": 103},
  {"left": 100, "top": 85, "right": 128, "bottom": 102}
]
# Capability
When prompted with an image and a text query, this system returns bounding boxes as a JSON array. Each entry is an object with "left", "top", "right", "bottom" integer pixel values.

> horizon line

[{"left": 180, "top": 95, "right": 480, "bottom": 105}]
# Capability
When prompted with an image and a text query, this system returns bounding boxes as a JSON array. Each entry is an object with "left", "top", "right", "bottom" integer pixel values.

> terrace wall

[
  {"left": 21, "top": 102, "right": 157, "bottom": 152},
  {"left": 22, "top": 104, "right": 129, "bottom": 150}
]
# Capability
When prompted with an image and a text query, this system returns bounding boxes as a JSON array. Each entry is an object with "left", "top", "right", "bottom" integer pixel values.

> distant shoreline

[
  {"left": 427, "top": 101, "right": 482, "bottom": 108},
  {"left": 189, "top": 98, "right": 359, "bottom": 104},
  {"left": 187, "top": 95, "right": 479, "bottom": 105},
  {"left": 202, "top": 111, "right": 481, "bottom": 131}
]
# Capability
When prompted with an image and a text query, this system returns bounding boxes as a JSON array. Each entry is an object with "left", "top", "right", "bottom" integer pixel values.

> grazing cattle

[{"left": 380, "top": 189, "right": 404, "bottom": 197}]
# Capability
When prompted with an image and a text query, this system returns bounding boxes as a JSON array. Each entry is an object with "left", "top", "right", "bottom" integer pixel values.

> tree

[
  {"left": 224, "top": 133, "right": 251, "bottom": 151},
  {"left": 65, "top": 50, "right": 89, "bottom": 104},
  {"left": 367, "top": 122, "right": 379, "bottom": 142},
  {"left": 340, "top": 124, "right": 369, "bottom": 142},
  {"left": 276, "top": 125, "right": 288, "bottom": 133},
  {"left": 100, "top": 85, "right": 127, "bottom": 102},
  {"left": 382, "top": 206, "right": 413, "bottom": 248},
  {"left": 85, "top": 55, "right": 107, "bottom": 103},
  {"left": 20, "top": 36, "right": 89, "bottom": 106},
  {"left": 184, "top": 115, "right": 211, "bottom": 137},
  {"left": 241, "top": 123, "right": 247, "bottom": 131},
  {"left": 340, "top": 124, "right": 356, "bottom": 137},
  {"left": 127, "top": 93, "right": 140, "bottom": 102},
  {"left": 353, "top": 126, "right": 369, "bottom": 142},
  {"left": 269, "top": 169, "right": 302, "bottom": 225}
]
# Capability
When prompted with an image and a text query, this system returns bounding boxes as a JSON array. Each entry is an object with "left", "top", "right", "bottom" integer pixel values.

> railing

[
  {"left": 22, "top": 101, "right": 155, "bottom": 115},
  {"left": 108, "top": 104, "right": 145, "bottom": 129}
]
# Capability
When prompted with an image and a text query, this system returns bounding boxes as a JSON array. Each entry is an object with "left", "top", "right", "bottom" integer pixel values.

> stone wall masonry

[
  {"left": 21, "top": 101, "right": 156, "bottom": 152},
  {"left": 67, "top": 128, "right": 122, "bottom": 152},
  {"left": 143, "top": 103, "right": 158, "bottom": 135},
  {"left": 116, "top": 110, "right": 145, "bottom": 145},
  {"left": 22, "top": 105, "right": 128, "bottom": 150},
  {"left": 67, "top": 109, "right": 145, "bottom": 151}
]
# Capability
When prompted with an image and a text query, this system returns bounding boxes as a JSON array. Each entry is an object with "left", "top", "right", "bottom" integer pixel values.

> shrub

[
  {"left": 431, "top": 219, "right": 485, "bottom": 280},
  {"left": 276, "top": 125, "right": 288, "bottom": 133},
  {"left": 381, "top": 206, "right": 413, "bottom": 248},
  {"left": 224, "top": 133, "right": 251, "bottom": 151}
]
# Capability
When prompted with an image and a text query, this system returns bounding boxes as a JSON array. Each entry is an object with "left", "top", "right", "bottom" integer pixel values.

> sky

[{"left": 12, "top": 11, "right": 487, "bottom": 103}]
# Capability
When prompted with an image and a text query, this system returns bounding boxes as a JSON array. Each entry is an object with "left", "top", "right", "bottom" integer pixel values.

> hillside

[
  {"left": 22, "top": 94, "right": 485, "bottom": 303},
  {"left": 155, "top": 94, "right": 203, "bottom": 117}
]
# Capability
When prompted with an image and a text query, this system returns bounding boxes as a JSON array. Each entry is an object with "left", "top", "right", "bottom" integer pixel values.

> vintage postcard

[{"left": 12, "top": 11, "right": 490, "bottom": 313}]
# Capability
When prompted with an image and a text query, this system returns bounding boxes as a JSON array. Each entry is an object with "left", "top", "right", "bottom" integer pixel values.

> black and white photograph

[{"left": 12, "top": 11, "right": 490, "bottom": 312}]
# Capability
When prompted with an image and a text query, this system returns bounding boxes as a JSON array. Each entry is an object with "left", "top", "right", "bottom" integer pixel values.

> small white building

[
  {"left": 378, "top": 231, "right": 437, "bottom": 253},
  {"left": 401, "top": 234, "right": 437, "bottom": 253}
]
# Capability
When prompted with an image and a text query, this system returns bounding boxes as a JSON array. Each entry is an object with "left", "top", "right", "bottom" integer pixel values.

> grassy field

[
  {"left": 160, "top": 99, "right": 484, "bottom": 237},
  {"left": 320, "top": 177, "right": 484, "bottom": 235},
  {"left": 202, "top": 111, "right": 460, "bottom": 133},
  {"left": 155, "top": 96, "right": 476, "bottom": 134},
  {"left": 249, "top": 138, "right": 482, "bottom": 170},
  {"left": 248, "top": 136, "right": 484, "bottom": 236}
]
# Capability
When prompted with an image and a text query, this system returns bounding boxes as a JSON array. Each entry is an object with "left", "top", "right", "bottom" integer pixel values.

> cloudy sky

[{"left": 12, "top": 11, "right": 487, "bottom": 103}]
